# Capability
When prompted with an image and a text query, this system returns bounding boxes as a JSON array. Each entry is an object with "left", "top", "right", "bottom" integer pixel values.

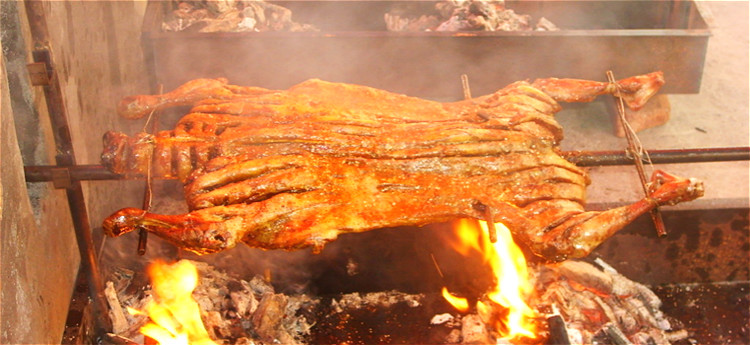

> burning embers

[
  {"left": 108, "top": 259, "right": 318, "bottom": 344},
  {"left": 106, "top": 221, "right": 688, "bottom": 344}
]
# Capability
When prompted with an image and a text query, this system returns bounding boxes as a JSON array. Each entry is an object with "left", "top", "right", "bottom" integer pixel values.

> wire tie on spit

[
  {"left": 136, "top": 84, "right": 164, "bottom": 256},
  {"left": 141, "top": 84, "right": 164, "bottom": 133},
  {"left": 606, "top": 71, "right": 666, "bottom": 237}
]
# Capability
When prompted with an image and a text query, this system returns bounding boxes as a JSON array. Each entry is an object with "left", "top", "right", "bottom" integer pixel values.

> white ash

[
  {"left": 105, "top": 258, "right": 685, "bottom": 345},
  {"left": 104, "top": 281, "right": 130, "bottom": 334},
  {"left": 345, "top": 258, "right": 359, "bottom": 276},
  {"left": 461, "top": 314, "right": 492, "bottom": 344},
  {"left": 106, "top": 260, "right": 318, "bottom": 344},
  {"left": 531, "top": 259, "right": 688, "bottom": 345},
  {"left": 430, "top": 259, "right": 688, "bottom": 344},
  {"left": 431, "top": 312, "right": 464, "bottom": 330},
  {"left": 330, "top": 290, "right": 424, "bottom": 313},
  {"left": 445, "top": 329, "right": 462, "bottom": 344},
  {"left": 535, "top": 17, "right": 558, "bottom": 31},
  {"left": 385, "top": 0, "right": 560, "bottom": 32},
  {"left": 161, "top": 0, "right": 318, "bottom": 32},
  {"left": 431, "top": 313, "right": 455, "bottom": 325}
]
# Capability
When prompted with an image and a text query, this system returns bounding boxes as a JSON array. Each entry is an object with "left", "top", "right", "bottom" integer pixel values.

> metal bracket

[
  {"left": 27, "top": 62, "right": 50, "bottom": 86},
  {"left": 50, "top": 167, "right": 72, "bottom": 189}
]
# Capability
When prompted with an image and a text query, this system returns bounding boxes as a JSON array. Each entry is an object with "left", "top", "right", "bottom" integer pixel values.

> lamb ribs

[{"left": 102, "top": 72, "right": 703, "bottom": 261}]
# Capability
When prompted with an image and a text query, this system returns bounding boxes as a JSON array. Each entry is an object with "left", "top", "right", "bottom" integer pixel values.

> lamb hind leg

[{"left": 525, "top": 170, "right": 703, "bottom": 262}]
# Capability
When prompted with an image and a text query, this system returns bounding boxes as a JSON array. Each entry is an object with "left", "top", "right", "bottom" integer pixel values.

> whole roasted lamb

[{"left": 101, "top": 72, "right": 703, "bottom": 261}]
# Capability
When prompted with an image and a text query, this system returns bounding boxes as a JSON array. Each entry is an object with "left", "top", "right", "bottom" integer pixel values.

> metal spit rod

[
  {"left": 563, "top": 146, "right": 750, "bottom": 166},
  {"left": 23, "top": 147, "right": 750, "bottom": 183}
]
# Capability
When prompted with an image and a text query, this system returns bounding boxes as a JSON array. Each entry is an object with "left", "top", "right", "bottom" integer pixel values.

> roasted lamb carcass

[{"left": 101, "top": 72, "right": 703, "bottom": 261}]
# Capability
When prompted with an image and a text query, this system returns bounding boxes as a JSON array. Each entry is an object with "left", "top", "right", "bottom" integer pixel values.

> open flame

[
  {"left": 442, "top": 287, "right": 470, "bottom": 312},
  {"left": 443, "top": 219, "right": 537, "bottom": 339},
  {"left": 127, "top": 260, "right": 217, "bottom": 345}
]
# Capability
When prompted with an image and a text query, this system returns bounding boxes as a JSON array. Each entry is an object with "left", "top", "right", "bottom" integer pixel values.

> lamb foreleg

[{"left": 532, "top": 71, "right": 665, "bottom": 110}]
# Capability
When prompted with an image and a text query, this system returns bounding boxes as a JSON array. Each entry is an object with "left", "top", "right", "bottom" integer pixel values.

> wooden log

[{"left": 104, "top": 281, "right": 130, "bottom": 334}]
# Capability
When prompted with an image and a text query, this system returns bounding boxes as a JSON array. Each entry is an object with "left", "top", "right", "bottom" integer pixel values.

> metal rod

[
  {"left": 23, "top": 147, "right": 750, "bottom": 183},
  {"left": 23, "top": 1, "right": 111, "bottom": 339},
  {"left": 24, "top": 164, "right": 122, "bottom": 182},
  {"left": 563, "top": 146, "right": 750, "bottom": 166}
]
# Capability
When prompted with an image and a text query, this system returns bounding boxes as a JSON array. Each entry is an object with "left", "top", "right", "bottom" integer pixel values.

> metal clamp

[
  {"left": 50, "top": 167, "right": 72, "bottom": 189},
  {"left": 27, "top": 62, "right": 50, "bottom": 86}
]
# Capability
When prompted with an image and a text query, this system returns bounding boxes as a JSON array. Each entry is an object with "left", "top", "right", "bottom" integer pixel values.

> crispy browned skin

[
  {"left": 101, "top": 72, "right": 703, "bottom": 261},
  {"left": 117, "top": 78, "right": 274, "bottom": 119}
]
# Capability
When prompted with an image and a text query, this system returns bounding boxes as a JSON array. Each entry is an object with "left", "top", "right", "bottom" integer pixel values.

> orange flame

[
  {"left": 442, "top": 219, "right": 537, "bottom": 339},
  {"left": 441, "top": 287, "right": 469, "bottom": 312},
  {"left": 128, "top": 260, "right": 217, "bottom": 345}
]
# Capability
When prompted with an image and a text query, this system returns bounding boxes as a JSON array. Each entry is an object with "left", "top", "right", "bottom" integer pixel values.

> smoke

[{"left": 100, "top": 0, "right": 724, "bottom": 294}]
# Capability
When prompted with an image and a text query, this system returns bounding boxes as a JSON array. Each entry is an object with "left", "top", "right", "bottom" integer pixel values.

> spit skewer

[
  {"left": 462, "top": 74, "right": 499, "bottom": 243},
  {"left": 24, "top": 147, "right": 750, "bottom": 182}
]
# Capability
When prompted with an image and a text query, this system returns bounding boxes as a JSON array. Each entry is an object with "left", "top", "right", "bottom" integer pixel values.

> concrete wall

[
  {"left": 2, "top": 2, "right": 78, "bottom": 342},
  {"left": 1, "top": 1, "right": 147, "bottom": 343}
]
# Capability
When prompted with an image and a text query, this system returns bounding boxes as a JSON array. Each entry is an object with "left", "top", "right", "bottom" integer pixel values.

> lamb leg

[
  {"left": 531, "top": 71, "right": 664, "bottom": 110},
  {"left": 523, "top": 170, "right": 703, "bottom": 261},
  {"left": 102, "top": 206, "right": 248, "bottom": 254},
  {"left": 117, "top": 78, "right": 274, "bottom": 119}
]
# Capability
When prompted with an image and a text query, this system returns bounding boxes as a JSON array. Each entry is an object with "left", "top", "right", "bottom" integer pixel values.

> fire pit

[
  {"left": 97, "top": 210, "right": 748, "bottom": 344},
  {"left": 101, "top": 238, "right": 689, "bottom": 344}
]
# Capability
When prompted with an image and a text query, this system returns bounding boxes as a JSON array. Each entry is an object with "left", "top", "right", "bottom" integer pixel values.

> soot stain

[
  {"left": 665, "top": 243, "right": 680, "bottom": 261},
  {"left": 710, "top": 227, "right": 723, "bottom": 247},
  {"left": 731, "top": 218, "right": 749, "bottom": 233},
  {"left": 692, "top": 267, "right": 710, "bottom": 282},
  {"left": 726, "top": 268, "right": 739, "bottom": 281},
  {"left": 705, "top": 253, "right": 716, "bottom": 262}
]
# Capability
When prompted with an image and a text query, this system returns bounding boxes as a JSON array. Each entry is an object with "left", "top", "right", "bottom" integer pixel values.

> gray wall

[{"left": 1, "top": 2, "right": 147, "bottom": 343}]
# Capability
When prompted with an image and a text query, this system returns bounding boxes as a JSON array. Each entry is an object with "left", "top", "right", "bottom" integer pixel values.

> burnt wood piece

[
  {"left": 545, "top": 315, "right": 571, "bottom": 345},
  {"left": 100, "top": 73, "right": 703, "bottom": 261}
]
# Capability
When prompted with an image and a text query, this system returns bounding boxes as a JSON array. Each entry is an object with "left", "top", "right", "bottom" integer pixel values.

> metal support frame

[{"left": 23, "top": 2, "right": 111, "bottom": 341}]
